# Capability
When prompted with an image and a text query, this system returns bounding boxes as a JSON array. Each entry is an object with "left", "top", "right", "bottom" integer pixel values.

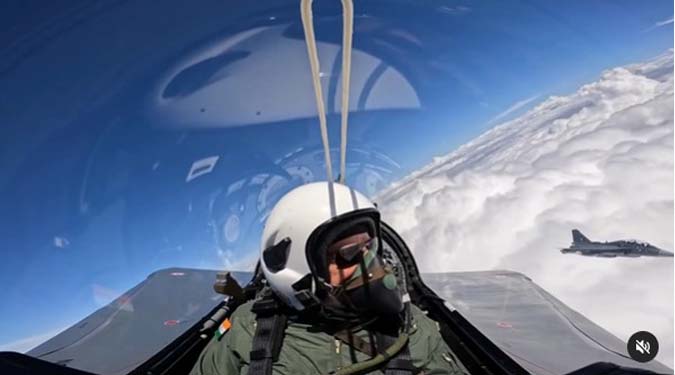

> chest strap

[
  {"left": 247, "top": 294, "right": 287, "bottom": 375},
  {"left": 377, "top": 332, "right": 418, "bottom": 375},
  {"left": 330, "top": 330, "right": 416, "bottom": 375},
  {"left": 334, "top": 330, "right": 376, "bottom": 357}
]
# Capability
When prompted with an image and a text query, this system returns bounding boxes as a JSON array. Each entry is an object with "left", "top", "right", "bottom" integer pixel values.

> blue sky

[
  {"left": 0, "top": 0, "right": 672, "bottom": 357},
  {"left": 393, "top": 0, "right": 674, "bottom": 169}
]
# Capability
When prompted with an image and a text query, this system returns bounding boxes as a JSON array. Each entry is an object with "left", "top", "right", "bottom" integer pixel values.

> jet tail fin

[{"left": 572, "top": 229, "right": 590, "bottom": 244}]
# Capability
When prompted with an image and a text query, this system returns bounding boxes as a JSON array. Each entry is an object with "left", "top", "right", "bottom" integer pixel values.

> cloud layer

[
  {"left": 489, "top": 94, "right": 540, "bottom": 124},
  {"left": 378, "top": 50, "right": 674, "bottom": 367}
]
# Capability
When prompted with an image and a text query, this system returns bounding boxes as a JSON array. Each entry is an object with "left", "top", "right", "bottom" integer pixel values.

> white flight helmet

[{"left": 259, "top": 181, "right": 379, "bottom": 311}]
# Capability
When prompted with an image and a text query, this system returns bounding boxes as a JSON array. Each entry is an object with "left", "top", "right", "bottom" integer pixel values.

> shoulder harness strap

[{"left": 247, "top": 290, "right": 288, "bottom": 375}]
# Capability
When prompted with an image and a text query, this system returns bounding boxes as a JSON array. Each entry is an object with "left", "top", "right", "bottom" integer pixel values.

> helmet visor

[
  {"left": 305, "top": 208, "right": 381, "bottom": 282},
  {"left": 329, "top": 237, "right": 379, "bottom": 269}
]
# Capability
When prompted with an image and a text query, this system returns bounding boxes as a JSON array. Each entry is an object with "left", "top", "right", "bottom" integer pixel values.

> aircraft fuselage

[{"left": 561, "top": 230, "right": 674, "bottom": 258}]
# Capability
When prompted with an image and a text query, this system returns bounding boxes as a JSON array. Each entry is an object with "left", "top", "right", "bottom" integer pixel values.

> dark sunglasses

[{"left": 330, "top": 238, "right": 378, "bottom": 266}]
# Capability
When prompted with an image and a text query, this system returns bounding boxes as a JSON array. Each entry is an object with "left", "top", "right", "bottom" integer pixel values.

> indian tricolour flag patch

[{"left": 215, "top": 318, "right": 232, "bottom": 340}]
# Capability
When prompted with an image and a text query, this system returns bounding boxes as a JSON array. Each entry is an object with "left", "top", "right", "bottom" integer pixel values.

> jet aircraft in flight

[{"left": 561, "top": 229, "right": 674, "bottom": 258}]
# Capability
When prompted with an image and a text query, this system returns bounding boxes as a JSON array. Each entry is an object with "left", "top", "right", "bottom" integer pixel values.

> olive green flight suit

[{"left": 191, "top": 300, "right": 469, "bottom": 375}]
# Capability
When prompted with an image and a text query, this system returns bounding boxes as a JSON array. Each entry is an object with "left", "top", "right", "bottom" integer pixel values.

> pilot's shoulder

[
  {"left": 228, "top": 300, "right": 257, "bottom": 329},
  {"left": 409, "top": 303, "right": 431, "bottom": 321},
  {"left": 230, "top": 299, "right": 256, "bottom": 318},
  {"left": 210, "top": 299, "right": 257, "bottom": 344},
  {"left": 409, "top": 303, "right": 441, "bottom": 334}
]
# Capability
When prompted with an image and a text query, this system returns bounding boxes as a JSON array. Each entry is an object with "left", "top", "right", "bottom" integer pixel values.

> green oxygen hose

[{"left": 331, "top": 333, "right": 410, "bottom": 375}]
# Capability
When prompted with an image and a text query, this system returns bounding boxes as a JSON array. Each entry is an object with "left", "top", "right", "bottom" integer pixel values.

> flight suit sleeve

[
  {"left": 408, "top": 306, "right": 470, "bottom": 375},
  {"left": 190, "top": 301, "right": 257, "bottom": 375},
  {"left": 423, "top": 329, "right": 470, "bottom": 375},
  {"left": 189, "top": 333, "right": 242, "bottom": 375}
]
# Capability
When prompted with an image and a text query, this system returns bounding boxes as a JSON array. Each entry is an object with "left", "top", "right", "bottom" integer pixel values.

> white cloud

[
  {"left": 437, "top": 5, "right": 471, "bottom": 15},
  {"left": 488, "top": 94, "right": 540, "bottom": 124},
  {"left": 644, "top": 17, "right": 673, "bottom": 32},
  {"left": 0, "top": 328, "right": 64, "bottom": 353},
  {"left": 378, "top": 51, "right": 674, "bottom": 367},
  {"left": 656, "top": 17, "right": 674, "bottom": 27}
]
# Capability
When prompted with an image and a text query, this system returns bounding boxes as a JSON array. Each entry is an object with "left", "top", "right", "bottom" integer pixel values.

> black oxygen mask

[{"left": 326, "top": 247, "right": 403, "bottom": 318}]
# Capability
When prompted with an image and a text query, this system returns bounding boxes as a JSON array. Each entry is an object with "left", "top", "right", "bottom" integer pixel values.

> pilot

[{"left": 191, "top": 182, "right": 468, "bottom": 375}]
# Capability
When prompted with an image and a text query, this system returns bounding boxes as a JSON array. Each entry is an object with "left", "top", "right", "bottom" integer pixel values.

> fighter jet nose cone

[{"left": 656, "top": 249, "right": 674, "bottom": 257}]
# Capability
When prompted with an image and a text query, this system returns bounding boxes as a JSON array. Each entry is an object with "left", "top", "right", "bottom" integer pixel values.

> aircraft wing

[
  {"left": 425, "top": 271, "right": 672, "bottom": 374},
  {"left": 12, "top": 269, "right": 673, "bottom": 375},
  {"left": 25, "top": 268, "right": 251, "bottom": 375}
]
